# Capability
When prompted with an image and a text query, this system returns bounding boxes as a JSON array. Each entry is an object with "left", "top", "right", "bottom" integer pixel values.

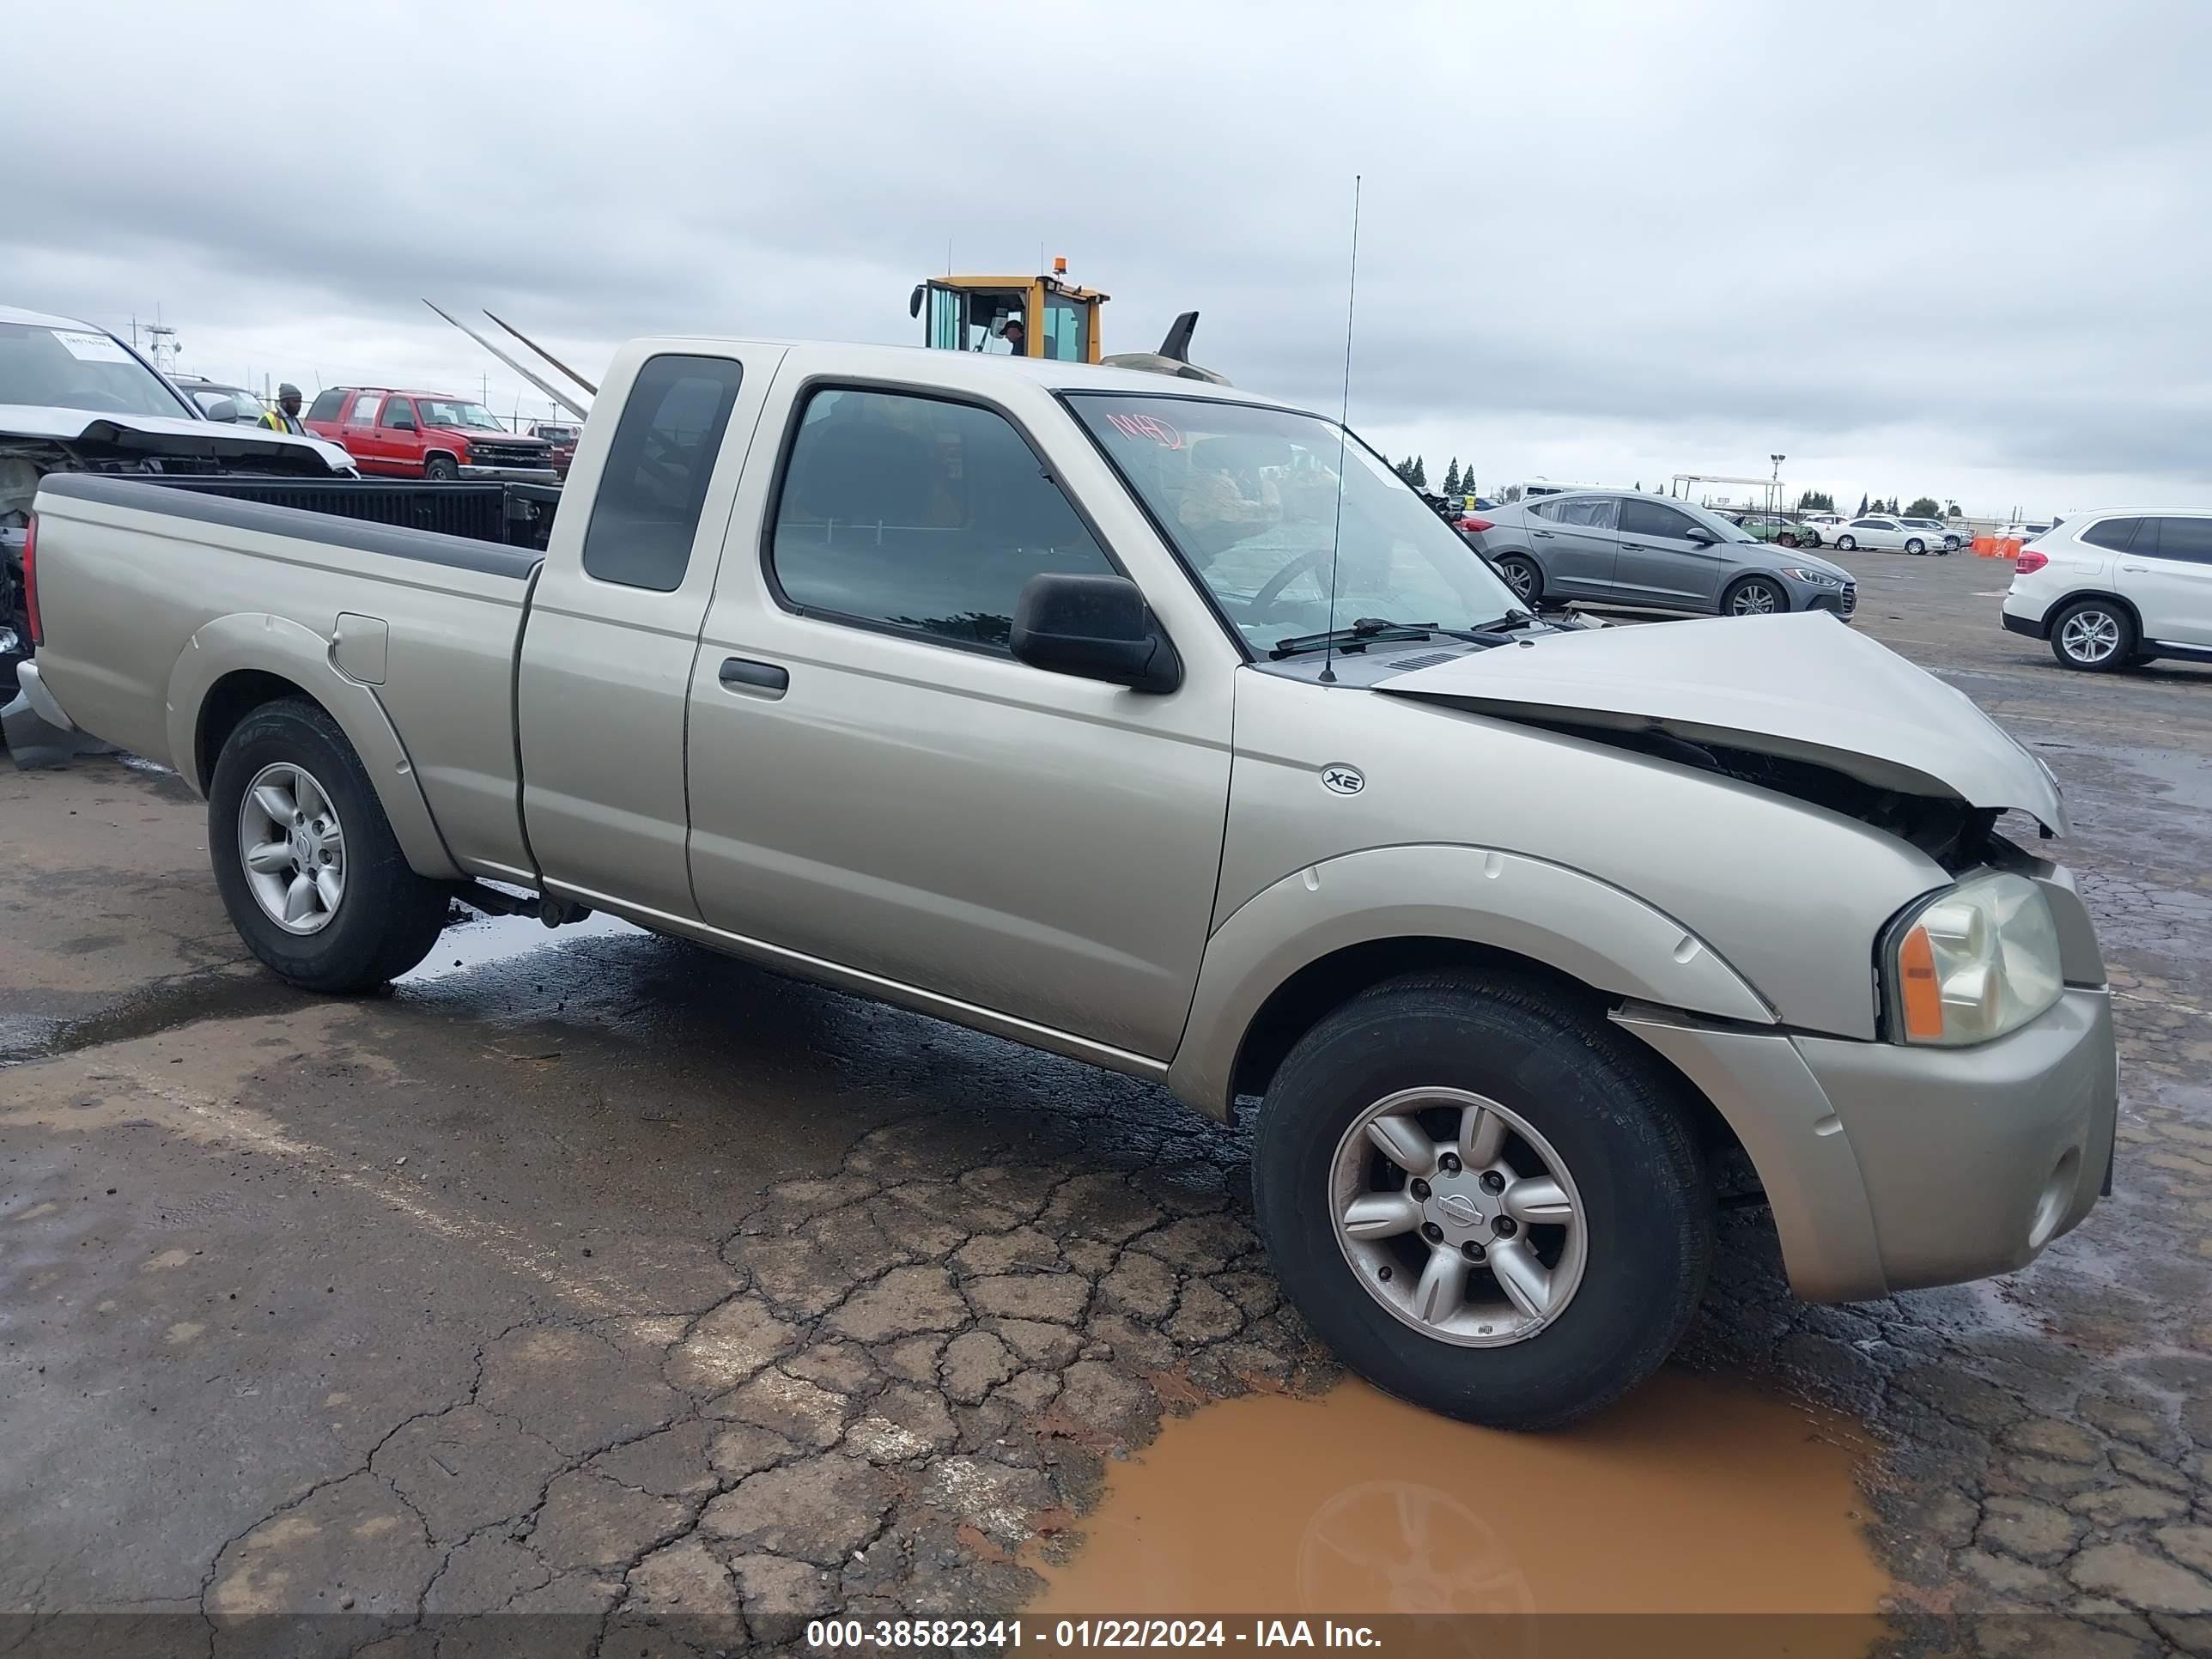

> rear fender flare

[
  {"left": 164, "top": 611, "right": 461, "bottom": 878},
  {"left": 1165, "top": 843, "right": 1775, "bottom": 1117}
]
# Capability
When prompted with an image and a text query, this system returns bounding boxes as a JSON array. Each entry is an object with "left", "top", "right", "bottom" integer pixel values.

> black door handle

[
  {"left": 1620, "top": 541, "right": 1644, "bottom": 550},
  {"left": 718, "top": 657, "right": 789, "bottom": 696}
]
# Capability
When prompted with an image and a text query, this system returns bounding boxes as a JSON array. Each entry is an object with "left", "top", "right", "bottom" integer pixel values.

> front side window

[
  {"left": 580, "top": 354, "right": 745, "bottom": 592},
  {"left": 1068, "top": 392, "right": 1519, "bottom": 656},
  {"left": 380, "top": 397, "right": 416, "bottom": 428},
  {"left": 2153, "top": 516, "right": 2212, "bottom": 564},
  {"left": 769, "top": 387, "right": 1115, "bottom": 649},
  {"left": 2081, "top": 518, "right": 2141, "bottom": 552},
  {"left": 1620, "top": 499, "right": 1698, "bottom": 540},
  {"left": 1042, "top": 296, "right": 1090, "bottom": 362}
]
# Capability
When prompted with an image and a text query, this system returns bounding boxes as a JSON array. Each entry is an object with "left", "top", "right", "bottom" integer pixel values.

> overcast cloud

[{"left": 9, "top": 0, "right": 2209, "bottom": 517}]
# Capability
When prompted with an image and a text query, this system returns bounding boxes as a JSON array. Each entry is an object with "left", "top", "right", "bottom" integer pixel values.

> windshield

[
  {"left": 0, "top": 322, "right": 194, "bottom": 419},
  {"left": 1068, "top": 394, "right": 1520, "bottom": 654},
  {"left": 416, "top": 400, "right": 507, "bottom": 430}
]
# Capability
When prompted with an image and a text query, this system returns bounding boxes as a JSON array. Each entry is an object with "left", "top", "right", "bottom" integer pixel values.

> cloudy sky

[{"left": 9, "top": 0, "right": 2207, "bottom": 519}]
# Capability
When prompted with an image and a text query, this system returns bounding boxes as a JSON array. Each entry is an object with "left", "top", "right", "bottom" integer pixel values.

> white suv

[{"left": 2001, "top": 509, "right": 2212, "bottom": 671}]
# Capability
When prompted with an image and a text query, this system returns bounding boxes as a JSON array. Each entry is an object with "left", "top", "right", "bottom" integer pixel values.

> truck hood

[
  {"left": 0, "top": 404, "right": 353, "bottom": 474},
  {"left": 431, "top": 427, "right": 548, "bottom": 448},
  {"left": 1374, "top": 611, "right": 2068, "bottom": 835}
]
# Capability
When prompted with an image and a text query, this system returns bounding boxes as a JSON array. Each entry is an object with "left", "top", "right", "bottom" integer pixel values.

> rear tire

[
  {"left": 1494, "top": 554, "right": 1543, "bottom": 608},
  {"left": 208, "top": 697, "right": 452, "bottom": 990},
  {"left": 1251, "top": 972, "right": 1713, "bottom": 1431},
  {"left": 424, "top": 456, "right": 460, "bottom": 482},
  {"left": 2048, "top": 599, "right": 2136, "bottom": 673}
]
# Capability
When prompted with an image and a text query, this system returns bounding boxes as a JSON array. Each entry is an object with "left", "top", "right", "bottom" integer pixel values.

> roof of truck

[{"left": 652, "top": 337, "right": 1282, "bottom": 404}]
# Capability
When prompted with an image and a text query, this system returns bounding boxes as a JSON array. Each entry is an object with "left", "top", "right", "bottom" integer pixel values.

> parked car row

[{"left": 1789, "top": 513, "right": 1961, "bottom": 555}]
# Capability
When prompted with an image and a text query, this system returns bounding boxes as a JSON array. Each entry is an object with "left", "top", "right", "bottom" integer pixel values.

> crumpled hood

[
  {"left": 0, "top": 404, "right": 352, "bottom": 474},
  {"left": 1375, "top": 611, "right": 2068, "bottom": 835}
]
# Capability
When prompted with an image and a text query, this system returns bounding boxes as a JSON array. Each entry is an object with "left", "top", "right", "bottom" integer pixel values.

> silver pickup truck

[{"left": 19, "top": 337, "right": 2117, "bottom": 1429}]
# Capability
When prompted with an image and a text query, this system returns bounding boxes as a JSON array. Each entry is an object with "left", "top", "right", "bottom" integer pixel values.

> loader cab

[{"left": 908, "top": 264, "right": 1107, "bottom": 364}]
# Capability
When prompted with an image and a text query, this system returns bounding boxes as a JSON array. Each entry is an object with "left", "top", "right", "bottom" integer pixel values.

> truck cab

[{"left": 908, "top": 264, "right": 1106, "bottom": 362}]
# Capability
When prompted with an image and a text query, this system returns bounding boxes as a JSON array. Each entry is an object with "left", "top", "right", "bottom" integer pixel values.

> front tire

[
  {"left": 1493, "top": 554, "right": 1543, "bottom": 608},
  {"left": 208, "top": 698, "right": 453, "bottom": 990},
  {"left": 1905, "top": 538, "right": 1926, "bottom": 556},
  {"left": 1833, "top": 535, "right": 1856, "bottom": 551},
  {"left": 1251, "top": 972, "right": 1713, "bottom": 1431},
  {"left": 424, "top": 456, "right": 460, "bottom": 482},
  {"left": 1723, "top": 575, "right": 1788, "bottom": 616},
  {"left": 2049, "top": 599, "right": 2136, "bottom": 673}
]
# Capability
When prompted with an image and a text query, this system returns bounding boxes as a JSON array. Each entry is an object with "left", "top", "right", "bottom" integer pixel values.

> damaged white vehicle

[
  {"left": 21, "top": 338, "right": 2116, "bottom": 1427},
  {"left": 1, "top": 302, "right": 353, "bottom": 708}
]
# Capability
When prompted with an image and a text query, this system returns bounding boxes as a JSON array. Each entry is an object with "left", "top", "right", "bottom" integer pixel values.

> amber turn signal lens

[{"left": 1898, "top": 926, "right": 1944, "bottom": 1041}]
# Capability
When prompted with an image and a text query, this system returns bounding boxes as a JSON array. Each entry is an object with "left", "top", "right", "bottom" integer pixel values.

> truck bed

[{"left": 28, "top": 471, "right": 549, "bottom": 883}]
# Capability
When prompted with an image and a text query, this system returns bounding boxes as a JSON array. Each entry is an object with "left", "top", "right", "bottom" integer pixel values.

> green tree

[
  {"left": 1905, "top": 496, "right": 1941, "bottom": 519},
  {"left": 1443, "top": 459, "right": 1462, "bottom": 496},
  {"left": 1946, "top": 501, "right": 1961, "bottom": 518},
  {"left": 1395, "top": 457, "right": 1413, "bottom": 482},
  {"left": 1409, "top": 455, "right": 1428, "bottom": 489},
  {"left": 1796, "top": 489, "right": 1835, "bottom": 512}
]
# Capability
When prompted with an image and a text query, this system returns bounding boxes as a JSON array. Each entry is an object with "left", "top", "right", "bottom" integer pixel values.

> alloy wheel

[{"left": 237, "top": 762, "right": 347, "bottom": 934}]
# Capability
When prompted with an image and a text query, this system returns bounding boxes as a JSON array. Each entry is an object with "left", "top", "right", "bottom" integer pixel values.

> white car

[
  {"left": 1897, "top": 516, "right": 1962, "bottom": 554},
  {"left": 2001, "top": 509, "right": 2212, "bottom": 670},
  {"left": 1827, "top": 514, "right": 1943, "bottom": 555},
  {"left": 1793, "top": 512, "right": 1847, "bottom": 547}
]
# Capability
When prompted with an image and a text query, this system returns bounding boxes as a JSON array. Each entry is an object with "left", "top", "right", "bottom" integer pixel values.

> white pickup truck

[{"left": 19, "top": 336, "right": 2116, "bottom": 1428}]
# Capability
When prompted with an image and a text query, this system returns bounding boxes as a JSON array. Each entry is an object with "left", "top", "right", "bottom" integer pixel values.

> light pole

[{"left": 1770, "top": 453, "right": 1786, "bottom": 519}]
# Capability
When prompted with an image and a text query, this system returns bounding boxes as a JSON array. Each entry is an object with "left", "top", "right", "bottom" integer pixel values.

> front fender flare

[
  {"left": 1165, "top": 843, "right": 1773, "bottom": 1117},
  {"left": 165, "top": 611, "right": 461, "bottom": 879}
]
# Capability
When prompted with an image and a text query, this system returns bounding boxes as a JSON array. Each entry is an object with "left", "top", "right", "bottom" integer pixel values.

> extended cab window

[
  {"left": 769, "top": 387, "right": 1115, "bottom": 649},
  {"left": 580, "top": 354, "right": 745, "bottom": 592}
]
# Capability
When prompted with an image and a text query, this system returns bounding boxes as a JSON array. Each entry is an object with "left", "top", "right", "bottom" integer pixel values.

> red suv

[{"left": 304, "top": 388, "right": 558, "bottom": 482}]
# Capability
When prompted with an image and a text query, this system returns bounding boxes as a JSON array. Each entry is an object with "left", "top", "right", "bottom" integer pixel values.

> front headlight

[
  {"left": 1884, "top": 872, "right": 2063, "bottom": 1045},
  {"left": 1779, "top": 568, "right": 1844, "bottom": 586}
]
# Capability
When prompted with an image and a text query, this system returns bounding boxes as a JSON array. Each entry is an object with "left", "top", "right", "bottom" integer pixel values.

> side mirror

[
  {"left": 908, "top": 283, "right": 927, "bottom": 319},
  {"left": 1685, "top": 528, "right": 1717, "bottom": 545},
  {"left": 202, "top": 398, "right": 243, "bottom": 422},
  {"left": 1011, "top": 573, "right": 1182, "bottom": 694},
  {"left": 388, "top": 415, "right": 416, "bottom": 431}
]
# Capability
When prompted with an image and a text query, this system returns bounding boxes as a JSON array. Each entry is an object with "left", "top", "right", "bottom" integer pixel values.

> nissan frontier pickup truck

[{"left": 18, "top": 337, "right": 2117, "bottom": 1428}]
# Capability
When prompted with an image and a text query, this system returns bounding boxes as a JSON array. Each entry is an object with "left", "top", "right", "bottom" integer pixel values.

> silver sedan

[{"left": 1466, "top": 491, "right": 1857, "bottom": 620}]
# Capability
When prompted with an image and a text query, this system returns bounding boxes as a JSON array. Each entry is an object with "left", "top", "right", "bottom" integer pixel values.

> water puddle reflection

[{"left": 1036, "top": 1369, "right": 1887, "bottom": 1617}]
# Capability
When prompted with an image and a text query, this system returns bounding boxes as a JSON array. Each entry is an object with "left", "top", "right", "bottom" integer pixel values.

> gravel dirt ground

[{"left": 2, "top": 547, "right": 2209, "bottom": 1656}]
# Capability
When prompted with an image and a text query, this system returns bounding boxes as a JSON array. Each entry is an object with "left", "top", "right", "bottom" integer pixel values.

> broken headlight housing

[{"left": 1884, "top": 871, "right": 2063, "bottom": 1045}]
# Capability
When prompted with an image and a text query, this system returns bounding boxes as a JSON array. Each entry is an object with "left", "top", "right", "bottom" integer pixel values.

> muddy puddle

[{"left": 1034, "top": 1369, "right": 1887, "bottom": 1620}]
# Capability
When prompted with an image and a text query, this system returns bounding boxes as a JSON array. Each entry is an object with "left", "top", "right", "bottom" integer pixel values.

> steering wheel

[{"left": 1246, "top": 550, "right": 1333, "bottom": 621}]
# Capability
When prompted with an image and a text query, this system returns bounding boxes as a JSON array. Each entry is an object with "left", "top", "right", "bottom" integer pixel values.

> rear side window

[
  {"left": 1555, "top": 497, "right": 1620, "bottom": 530},
  {"left": 2153, "top": 517, "right": 2212, "bottom": 564},
  {"left": 580, "top": 354, "right": 746, "bottom": 592},
  {"left": 307, "top": 389, "right": 343, "bottom": 422},
  {"left": 2081, "top": 518, "right": 2141, "bottom": 552},
  {"left": 768, "top": 386, "right": 1115, "bottom": 650},
  {"left": 345, "top": 393, "right": 381, "bottom": 427}
]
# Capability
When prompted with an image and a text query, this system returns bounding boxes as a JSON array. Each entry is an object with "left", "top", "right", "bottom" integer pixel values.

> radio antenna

[{"left": 1319, "top": 174, "right": 1362, "bottom": 685}]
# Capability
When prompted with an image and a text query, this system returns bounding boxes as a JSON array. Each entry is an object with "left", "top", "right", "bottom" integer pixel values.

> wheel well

[
  {"left": 1227, "top": 935, "right": 1751, "bottom": 1180},
  {"left": 2043, "top": 590, "right": 2142, "bottom": 641},
  {"left": 424, "top": 449, "right": 459, "bottom": 467},
  {"left": 197, "top": 669, "right": 312, "bottom": 787}
]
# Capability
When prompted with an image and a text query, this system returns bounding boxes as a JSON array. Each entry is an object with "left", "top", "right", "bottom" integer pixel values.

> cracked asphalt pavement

[{"left": 3, "top": 550, "right": 2211, "bottom": 1656}]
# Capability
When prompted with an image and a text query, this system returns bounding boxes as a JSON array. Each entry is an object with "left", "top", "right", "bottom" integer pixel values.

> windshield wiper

[
  {"left": 1467, "top": 608, "right": 1543, "bottom": 634},
  {"left": 1268, "top": 617, "right": 1442, "bottom": 659}
]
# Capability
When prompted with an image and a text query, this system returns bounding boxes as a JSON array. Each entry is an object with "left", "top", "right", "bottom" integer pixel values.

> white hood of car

[
  {"left": 0, "top": 404, "right": 353, "bottom": 474},
  {"left": 1375, "top": 611, "right": 2069, "bottom": 835}
]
